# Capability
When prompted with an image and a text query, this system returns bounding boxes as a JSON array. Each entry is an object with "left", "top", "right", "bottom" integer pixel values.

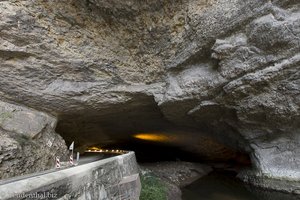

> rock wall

[
  {"left": 0, "top": 0, "right": 299, "bottom": 192},
  {"left": 0, "top": 152, "right": 141, "bottom": 200},
  {"left": 0, "top": 100, "right": 68, "bottom": 179}
]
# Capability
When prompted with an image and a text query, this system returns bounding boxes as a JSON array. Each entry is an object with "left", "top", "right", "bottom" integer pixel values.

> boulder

[{"left": 0, "top": 100, "right": 68, "bottom": 179}]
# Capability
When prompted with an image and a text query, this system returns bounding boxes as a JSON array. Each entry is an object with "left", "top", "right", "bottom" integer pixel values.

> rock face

[
  {"left": 0, "top": 0, "right": 299, "bottom": 191},
  {"left": 0, "top": 100, "right": 68, "bottom": 179}
]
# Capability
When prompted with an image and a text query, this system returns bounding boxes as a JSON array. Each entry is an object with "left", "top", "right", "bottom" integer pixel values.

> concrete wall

[{"left": 0, "top": 152, "right": 141, "bottom": 200}]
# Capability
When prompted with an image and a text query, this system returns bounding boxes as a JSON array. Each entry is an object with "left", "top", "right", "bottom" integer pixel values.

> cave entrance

[
  {"left": 55, "top": 95, "right": 252, "bottom": 171},
  {"left": 56, "top": 112, "right": 252, "bottom": 170}
]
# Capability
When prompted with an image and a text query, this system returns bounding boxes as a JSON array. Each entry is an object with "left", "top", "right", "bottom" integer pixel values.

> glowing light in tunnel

[
  {"left": 133, "top": 133, "right": 169, "bottom": 142},
  {"left": 87, "top": 146, "right": 102, "bottom": 151},
  {"left": 85, "top": 146, "right": 126, "bottom": 154}
]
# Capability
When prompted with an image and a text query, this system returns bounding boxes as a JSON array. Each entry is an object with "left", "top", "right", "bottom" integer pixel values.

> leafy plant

[{"left": 140, "top": 173, "right": 167, "bottom": 200}]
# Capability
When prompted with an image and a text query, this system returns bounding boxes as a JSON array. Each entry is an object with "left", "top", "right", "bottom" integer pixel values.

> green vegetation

[{"left": 140, "top": 172, "right": 167, "bottom": 200}]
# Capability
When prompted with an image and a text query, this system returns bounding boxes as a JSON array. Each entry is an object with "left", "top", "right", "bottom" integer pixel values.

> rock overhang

[{"left": 0, "top": 0, "right": 299, "bottom": 189}]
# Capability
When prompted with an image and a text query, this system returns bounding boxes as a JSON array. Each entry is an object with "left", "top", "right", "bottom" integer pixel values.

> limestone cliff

[
  {"left": 0, "top": 0, "right": 299, "bottom": 192},
  {"left": 0, "top": 101, "right": 68, "bottom": 179}
]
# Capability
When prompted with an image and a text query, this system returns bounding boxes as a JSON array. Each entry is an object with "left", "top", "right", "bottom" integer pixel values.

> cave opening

[
  {"left": 54, "top": 93, "right": 253, "bottom": 174},
  {"left": 56, "top": 119, "right": 252, "bottom": 173},
  {"left": 52, "top": 99, "right": 261, "bottom": 200}
]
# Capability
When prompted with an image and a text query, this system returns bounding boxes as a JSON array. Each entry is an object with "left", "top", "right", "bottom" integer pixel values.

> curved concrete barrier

[{"left": 0, "top": 152, "right": 141, "bottom": 200}]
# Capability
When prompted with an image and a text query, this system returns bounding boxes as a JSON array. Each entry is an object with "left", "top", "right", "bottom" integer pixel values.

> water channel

[{"left": 182, "top": 171, "right": 299, "bottom": 200}]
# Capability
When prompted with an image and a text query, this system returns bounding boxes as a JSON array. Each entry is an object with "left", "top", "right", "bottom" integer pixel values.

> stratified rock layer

[
  {"left": 0, "top": 100, "right": 68, "bottom": 179},
  {"left": 0, "top": 0, "right": 299, "bottom": 191}
]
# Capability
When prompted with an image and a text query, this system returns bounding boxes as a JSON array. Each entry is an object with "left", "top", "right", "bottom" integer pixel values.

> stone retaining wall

[{"left": 0, "top": 152, "right": 141, "bottom": 200}]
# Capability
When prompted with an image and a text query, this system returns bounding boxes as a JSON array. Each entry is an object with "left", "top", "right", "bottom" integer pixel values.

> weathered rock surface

[
  {"left": 0, "top": 100, "right": 68, "bottom": 179},
  {"left": 0, "top": 0, "right": 299, "bottom": 192}
]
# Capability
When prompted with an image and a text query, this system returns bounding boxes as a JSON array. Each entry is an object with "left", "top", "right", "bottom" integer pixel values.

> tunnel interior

[
  {"left": 55, "top": 94, "right": 253, "bottom": 171},
  {"left": 56, "top": 121, "right": 253, "bottom": 172},
  {"left": 99, "top": 138, "right": 252, "bottom": 168}
]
